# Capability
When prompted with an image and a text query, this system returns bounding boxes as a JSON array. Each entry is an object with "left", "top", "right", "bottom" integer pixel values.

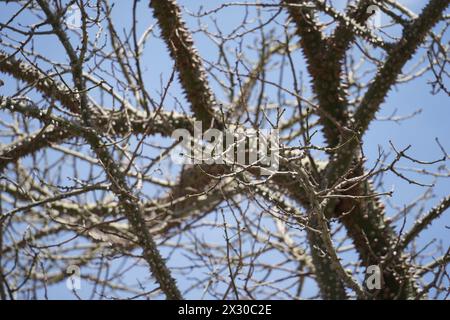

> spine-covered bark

[
  {"left": 322, "top": 5, "right": 449, "bottom": 297},
  {"left": 0, "top": 50, "right": 80, "bottom": 113},
  {"left": 355, "top": 0, "right": 450, "bottom": 135},
  {"left": 285, "top": 0, "right": 348, "bottom": 149},
  {"left": 149, "top": 0, "right": 219, "bottom": 128},
  {"left": 35, "top": 0, "right": 182, "bottom": 299},
  {"left": 1, "top": 97, "right": 183, "bottom": 299}
]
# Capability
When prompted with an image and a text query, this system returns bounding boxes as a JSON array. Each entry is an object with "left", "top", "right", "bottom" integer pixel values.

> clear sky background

[{"left": 0, "top": 0, "right": 448, "bottom": 299}]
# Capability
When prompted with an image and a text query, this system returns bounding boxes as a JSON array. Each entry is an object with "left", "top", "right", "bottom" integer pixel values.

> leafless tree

[{"left": 0, "top": 0, "right": 449, "bottom": 300}]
